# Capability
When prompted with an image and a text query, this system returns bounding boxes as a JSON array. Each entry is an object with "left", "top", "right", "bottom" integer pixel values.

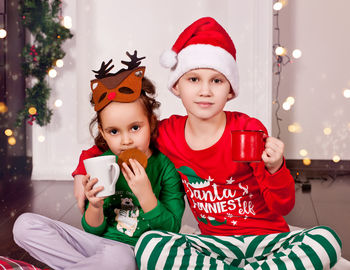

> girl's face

[
  {"left": 172, "top": 68, "right": 233, "bottom": 121},
  {"left": 99, "top": 100, "right": 152, "bottom": 158}
]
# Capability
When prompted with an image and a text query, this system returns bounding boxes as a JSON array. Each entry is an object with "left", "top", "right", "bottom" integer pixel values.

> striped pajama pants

[{"left": 135, "top": 226, "right": 341, "bottom": 270}]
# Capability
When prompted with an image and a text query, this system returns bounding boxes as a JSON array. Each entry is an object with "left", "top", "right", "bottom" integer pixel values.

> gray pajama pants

[{"left": 13, "top": 213, "right": 138, "bottom": 270}]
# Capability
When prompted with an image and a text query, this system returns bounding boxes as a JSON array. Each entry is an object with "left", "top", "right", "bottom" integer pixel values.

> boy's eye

[{"left": 131, "top": 125, "right": 140, "bottom": 132}]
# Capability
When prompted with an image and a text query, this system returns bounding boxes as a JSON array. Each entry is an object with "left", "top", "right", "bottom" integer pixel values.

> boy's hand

[
  {"left": 82, "top": 174, "right": 105, "bottom": 209},
  {"left": 121, "top": 159, "right": 157, "bottom": 213},
  {"left": 74, "top": 175, "right": 87, "bottom": 214},
  {"left": 262, "top": 136, "right": 284, "bottom": 174}
]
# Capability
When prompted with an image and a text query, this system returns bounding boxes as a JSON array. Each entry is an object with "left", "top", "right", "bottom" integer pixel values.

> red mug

[{"left": 231, "top": 130, "right": 265, "bottom": 162}]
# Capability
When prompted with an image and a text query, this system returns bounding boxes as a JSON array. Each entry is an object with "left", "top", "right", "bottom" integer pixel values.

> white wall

[
  {"left": 31, "top": 0, "right": 273, "bottom": 180},
  {"left": 272, "top": 0, "right": 350, "bottom": 160}
]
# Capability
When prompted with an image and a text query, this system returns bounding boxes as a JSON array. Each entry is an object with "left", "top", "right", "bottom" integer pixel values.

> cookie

[{"left": 117, "top": 148, "right": 148, "bottom": 169}]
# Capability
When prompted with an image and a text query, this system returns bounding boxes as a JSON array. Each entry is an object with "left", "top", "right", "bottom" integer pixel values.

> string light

[
  {"left": 273, "top": 1, "right": 300, "bottom": 138},
  {"left": 273, "top": 2, "right": 291, "bottom": 138},
  {"left": 0, "top": 28, "right": 7, "bottom": 39}
]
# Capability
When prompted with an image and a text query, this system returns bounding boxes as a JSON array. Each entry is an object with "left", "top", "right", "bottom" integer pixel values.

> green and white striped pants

[{"left": 135, "top": 226, "right": 341, "bottom": 270}]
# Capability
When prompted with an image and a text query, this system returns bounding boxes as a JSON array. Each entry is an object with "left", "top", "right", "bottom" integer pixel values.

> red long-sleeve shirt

[{"left": 73, "top": 111, "right": 295, "bottom": 236}]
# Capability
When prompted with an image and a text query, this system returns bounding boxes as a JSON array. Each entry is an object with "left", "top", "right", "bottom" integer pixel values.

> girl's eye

[
  {"left": 189, "top": 77, "right": 198, "bottom": 82},
  {"left": 213, "top": 78, "right": 222, "bottom": 83},
  {"left": 110, "top": 129, "right": 118, "bottom": 135},
  {"left": 131, "top": 125, "right": 140, "bottom": 132}
]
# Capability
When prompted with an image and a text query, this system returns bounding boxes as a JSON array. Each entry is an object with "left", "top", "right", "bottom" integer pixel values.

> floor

[{"left": 0, "top": 170, "right": 349, "bottom": 269}]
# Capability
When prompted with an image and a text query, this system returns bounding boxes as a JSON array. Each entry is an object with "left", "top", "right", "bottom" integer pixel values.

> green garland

[{"left": 17, "top": 0, "right": 73, "bottom": 126}]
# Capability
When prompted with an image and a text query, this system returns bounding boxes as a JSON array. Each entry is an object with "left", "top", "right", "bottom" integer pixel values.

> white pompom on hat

[{"left": 160, "top": 17, "right": 239, "bottom": 98}]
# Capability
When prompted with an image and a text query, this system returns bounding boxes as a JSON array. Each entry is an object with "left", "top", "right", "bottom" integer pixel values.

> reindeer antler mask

[{"left": 91, "top": 50, "right": 146, "bottom": 111}]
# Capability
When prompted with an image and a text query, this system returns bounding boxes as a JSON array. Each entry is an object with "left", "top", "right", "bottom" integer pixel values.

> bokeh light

[
  {"left": 323, "top": 127, "right": 332, "bottom": 135},
  {"left": 55, "top": 59, "right": 64, "bottom": 68},
  {"left": 288, "top": 123, "right": 302, "bottom": 133},
  {"left": 0, "top": 102, "right": 8, "bottom": 113},
  {"left": 4, "top": 129, "right": 13, "bottom": 136},
  {"left": 333, "top": 155, "right": 341, "bottom": 163},
  {"left": 275, "top": 46, "right": 287, "bottom": 56},
  {"left": 292, "top": 49, "right": 302, "bottom": 59},
  {"left": 48, "top": 68, "right": 57, "bottom": 78},
  {"left": 299, "top": 149, "right": 308, "bottom": 157},
  {"left": 38, "top": 135, "right": 46, "bottom": 142},
  {"left": 28, "top": 106, "right": 37, "bottom": 115},
  {"left": 282, "top": 102, "right": 291, "bottom": 110},
  {"left": 8, "top": 136, "right": 16, "bottom": 145},
  {"left": 303, "top": 158, "right": 311, "bottom": 166},
  {"left": 62, "top": 16, "right": 72, "bottom": 29},
  {"left": 54, "top": 99, "right": 63, "bottom": 107},
  {"left": 343, "top": 89, "right": 350, "bottom": 98},
  {"left": 273, "top": 2, "right": 283, "bottom": 11},
  {"left": 0, "top": 28, "right": 7, "bottom": 39},
  {"left": 286, "top": 96, "right": 295, "bottom": 105}
]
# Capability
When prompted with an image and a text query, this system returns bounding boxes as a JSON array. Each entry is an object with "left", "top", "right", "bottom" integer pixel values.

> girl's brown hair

[{"left": 89, "top": 77, "right": 160, "bottom": 153}]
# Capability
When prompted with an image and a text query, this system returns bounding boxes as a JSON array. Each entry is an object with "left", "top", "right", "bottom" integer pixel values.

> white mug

[{"left": 83, "top": 155, "right": 120, "bottom": 198}]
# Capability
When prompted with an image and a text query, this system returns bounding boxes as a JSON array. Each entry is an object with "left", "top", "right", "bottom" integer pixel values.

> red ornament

[{"left": 27, "top": 114, "right": 37, "bottom": 125}]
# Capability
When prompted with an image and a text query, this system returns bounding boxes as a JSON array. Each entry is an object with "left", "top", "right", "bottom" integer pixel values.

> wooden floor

[{"left": 0, "top": 170, "right": 349, "bottom": 269}]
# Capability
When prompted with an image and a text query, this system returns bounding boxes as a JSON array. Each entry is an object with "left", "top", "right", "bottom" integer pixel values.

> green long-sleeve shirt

[{"left": 82, "top": 149, "right": 185, "bottom": 246}]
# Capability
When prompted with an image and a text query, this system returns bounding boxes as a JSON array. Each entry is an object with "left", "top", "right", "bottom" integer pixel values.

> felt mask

[{"left": 91, "top": 51, "right": 146, "bottom": 112}]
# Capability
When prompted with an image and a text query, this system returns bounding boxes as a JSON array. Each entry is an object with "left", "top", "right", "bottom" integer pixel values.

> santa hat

[{"left": 160, "top": 17, "right": 239, "bottom": 98}]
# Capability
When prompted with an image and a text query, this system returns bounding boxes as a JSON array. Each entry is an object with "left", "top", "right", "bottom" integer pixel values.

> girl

[{"left": 12, "top": 52, "right": 185, "bottom": 270}]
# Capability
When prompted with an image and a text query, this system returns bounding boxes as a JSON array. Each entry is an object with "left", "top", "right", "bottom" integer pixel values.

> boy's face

[
  {"left": 172, "top": 68, "right": 233, "bottom": 120},
  {"left": 98, "top": 100, "right": 152, "bottom": 158}
]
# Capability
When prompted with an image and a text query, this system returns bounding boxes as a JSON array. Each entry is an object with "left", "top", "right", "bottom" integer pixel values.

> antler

[
  {"left": 92, "top": 59, "right": 115, "bottom": 79},
  {"left": 121, "top": 50, "right": 146, "bottom": 70}
]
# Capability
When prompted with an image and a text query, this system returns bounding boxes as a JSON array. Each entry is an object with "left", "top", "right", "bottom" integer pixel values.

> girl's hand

[
  {"left": 74, "top": 175, "right": 87, "bottom": 214},
  {"left": 262, "top": 136, "right": 284, "bottom": 174},
  {"left": 121, "top": 159, "right": 157, "bottom": 213},
  {"left": 82, "top": 174, "right": 105, "bottom": 209}
]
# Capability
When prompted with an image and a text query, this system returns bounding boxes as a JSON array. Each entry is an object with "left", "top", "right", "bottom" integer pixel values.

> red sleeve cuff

[{"left": 72, "top": 145, "right": 103, "bottom": 177}]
